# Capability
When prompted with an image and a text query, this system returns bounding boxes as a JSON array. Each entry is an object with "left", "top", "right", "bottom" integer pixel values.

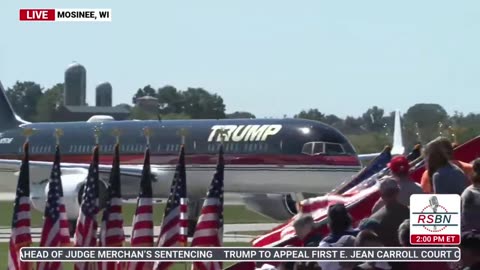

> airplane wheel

[
  {"left": 68, "top": 220, "right": 76, "bottom": 237},
  {"left": 188, "top": 220, "right": 197, "bottom": 237}
]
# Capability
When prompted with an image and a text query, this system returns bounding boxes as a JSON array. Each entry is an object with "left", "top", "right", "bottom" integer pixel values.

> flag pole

[
  {"left": 112, "top": 128, "right": 121, "bottom": 145},
  {"left": 94, "top": 126, "right": 101, "bottom": 146},
  {"left": 23, "top": 127, "right": 35, "bottom": 143},
  {"left": 54, "top": 128, "right": 64, "bottom": 146},
  {"left": 21, "top": 127, "right": 33, "bottom": 270},
  {"left": 143, "top": 127, "right": 152, "bottom": 147},
  {"left": 178, "top": 128, "right": 190, "bottom": 270}
]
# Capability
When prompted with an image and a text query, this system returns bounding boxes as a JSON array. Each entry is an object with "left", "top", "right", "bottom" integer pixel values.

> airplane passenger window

[
  {"left": 301, "top": 142, "right": 313, "bottom": 155},
  {"left": 325, "top": 143, "right": 345, "bottom": 154}
]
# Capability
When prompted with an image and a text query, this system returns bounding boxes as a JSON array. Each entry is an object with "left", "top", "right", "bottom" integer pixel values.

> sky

[{"left": 1, "top": 1, "right": 479, "bottom": 118}]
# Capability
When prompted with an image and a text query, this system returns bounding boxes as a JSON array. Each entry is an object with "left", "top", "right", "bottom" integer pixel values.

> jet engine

[
  {"left": 242, "top": 193, "right": 299, "bottom": 221},
  {"left": 30, "top": 167, "right": 108, "bottom": 220}
]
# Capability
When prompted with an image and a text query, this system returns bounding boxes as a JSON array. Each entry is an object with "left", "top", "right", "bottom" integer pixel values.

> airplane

[
  {"left": 0, "top": 80, "right": 403, "bottom": 234},
  {"left": 356, "top": 109, "right": 405, "bottom": 161}
]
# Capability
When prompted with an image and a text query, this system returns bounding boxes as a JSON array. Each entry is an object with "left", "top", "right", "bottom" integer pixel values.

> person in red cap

[{"left": 371, "top": 155, "right": 424, "bottom": 213}]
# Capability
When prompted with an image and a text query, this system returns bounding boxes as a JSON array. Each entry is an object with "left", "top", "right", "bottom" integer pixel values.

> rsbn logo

[{"left": 410, "top": 194, "right": 461, "bottom": 245}]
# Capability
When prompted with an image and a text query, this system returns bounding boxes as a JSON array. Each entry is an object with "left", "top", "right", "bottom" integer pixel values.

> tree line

[{"left": 5, "top": 81, "right": 480, "bottom": 153}]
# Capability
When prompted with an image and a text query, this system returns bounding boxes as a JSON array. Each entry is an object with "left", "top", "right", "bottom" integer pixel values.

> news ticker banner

[
  {"left": 20, "top": 247, "right": 460, "bottom": 262},
  {"left": 19, "top": 9, "right": 111, "bottom": 22}
]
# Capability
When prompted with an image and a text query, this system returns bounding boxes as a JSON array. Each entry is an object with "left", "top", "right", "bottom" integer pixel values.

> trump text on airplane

[{"left": 208, "top": 124, "right": 282, "bottom": 142}]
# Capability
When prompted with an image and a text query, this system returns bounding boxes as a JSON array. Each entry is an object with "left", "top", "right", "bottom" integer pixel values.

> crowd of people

[{"left": 257, "top": 137, "right": 480, "bottom": 270}]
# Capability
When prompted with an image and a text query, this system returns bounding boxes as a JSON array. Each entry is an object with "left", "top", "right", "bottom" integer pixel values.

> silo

[
  {"left": 95, "top": 82, "right": 112, "bottom": 107},
  {"left": 64, "top": 62, "right": 86, "bottom": 106}
]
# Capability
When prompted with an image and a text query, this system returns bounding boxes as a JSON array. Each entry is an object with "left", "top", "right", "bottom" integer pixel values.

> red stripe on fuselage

[{"left": 0, "top": 154, "right": 361, "bottom": 166}]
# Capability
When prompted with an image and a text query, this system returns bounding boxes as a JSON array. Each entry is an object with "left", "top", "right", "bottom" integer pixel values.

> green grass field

[
  {"left": 0, "top": 242, "right": 250, "bottom": 269},
  {"left": 0, "top": 201, "right": 274, "bottom": 227}
]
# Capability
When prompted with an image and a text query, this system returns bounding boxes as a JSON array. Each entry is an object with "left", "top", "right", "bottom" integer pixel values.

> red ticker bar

[{"left": 410, "top": 234, "right": 460, "bottom": 245}]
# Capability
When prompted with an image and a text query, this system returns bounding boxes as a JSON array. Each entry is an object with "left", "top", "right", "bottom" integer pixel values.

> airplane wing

[
  {"left": 0, "top": 159, "right": 147, "bottom": 179},
  {"left": 357, "top": 109, "right": 405, "bottom": 163},
  {"left": 358, "top": 152, "right": 382, "bottom": 161},
  {"left": 0, "top": 158, "right": 174, "bottom": 194}
]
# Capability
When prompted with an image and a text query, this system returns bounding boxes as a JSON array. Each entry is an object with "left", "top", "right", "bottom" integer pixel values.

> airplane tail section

[
  {"left": 391, "top": 109, "right": 405, "bottom": 155},
  {"left": 358, "top": 109, "right": 405, "bottom": 162},
  {"left": 0, "top": 81, "right": 28, "bottom": 131}
]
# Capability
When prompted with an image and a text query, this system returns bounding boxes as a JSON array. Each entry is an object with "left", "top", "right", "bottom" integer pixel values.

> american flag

[
  {"left": 8, "top": 142, "right": 32, "bottom": 270},
  {"left": 154, "top": 145, "right": 187, "bottom": 270},
  {"left": 99, "top": 143, "right": 125, "bottom": 270},
  {"left": 333, "top": 147, "right": 392, "bottom": 194},
  {"left": 37, "top": 145, "right": 71, "bottom": 270},
  {"left": 191, "top": 145, "right": 224, "bottom": 270},
  {"left": 252, "top": 149, "right": 393, "bottom": 248},
  {"left": 252, "top": 143, "right": 425, "bottom": 248},
  {"left": 406, "top": 144, "right": 422, "bottom": 162},
  {"left": 126, "top": 147, "right": 154, "bottom": 270},
  {"left": 74, "top": 145, "right": 101, "bottom": 270}
]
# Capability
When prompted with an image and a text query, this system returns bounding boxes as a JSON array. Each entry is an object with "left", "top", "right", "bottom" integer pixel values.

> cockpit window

[
  {"left": 302, "top": 141, "right": 347, "bottom": 155},
  {"left": 325, "top": 143, "right": 345, "bottom": 154},
  {"left": 313, "top": 142, "right": 324, "bottom": 155},
  {"left": 302, "top": 142, "right": 313, "bottom": 155}
]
